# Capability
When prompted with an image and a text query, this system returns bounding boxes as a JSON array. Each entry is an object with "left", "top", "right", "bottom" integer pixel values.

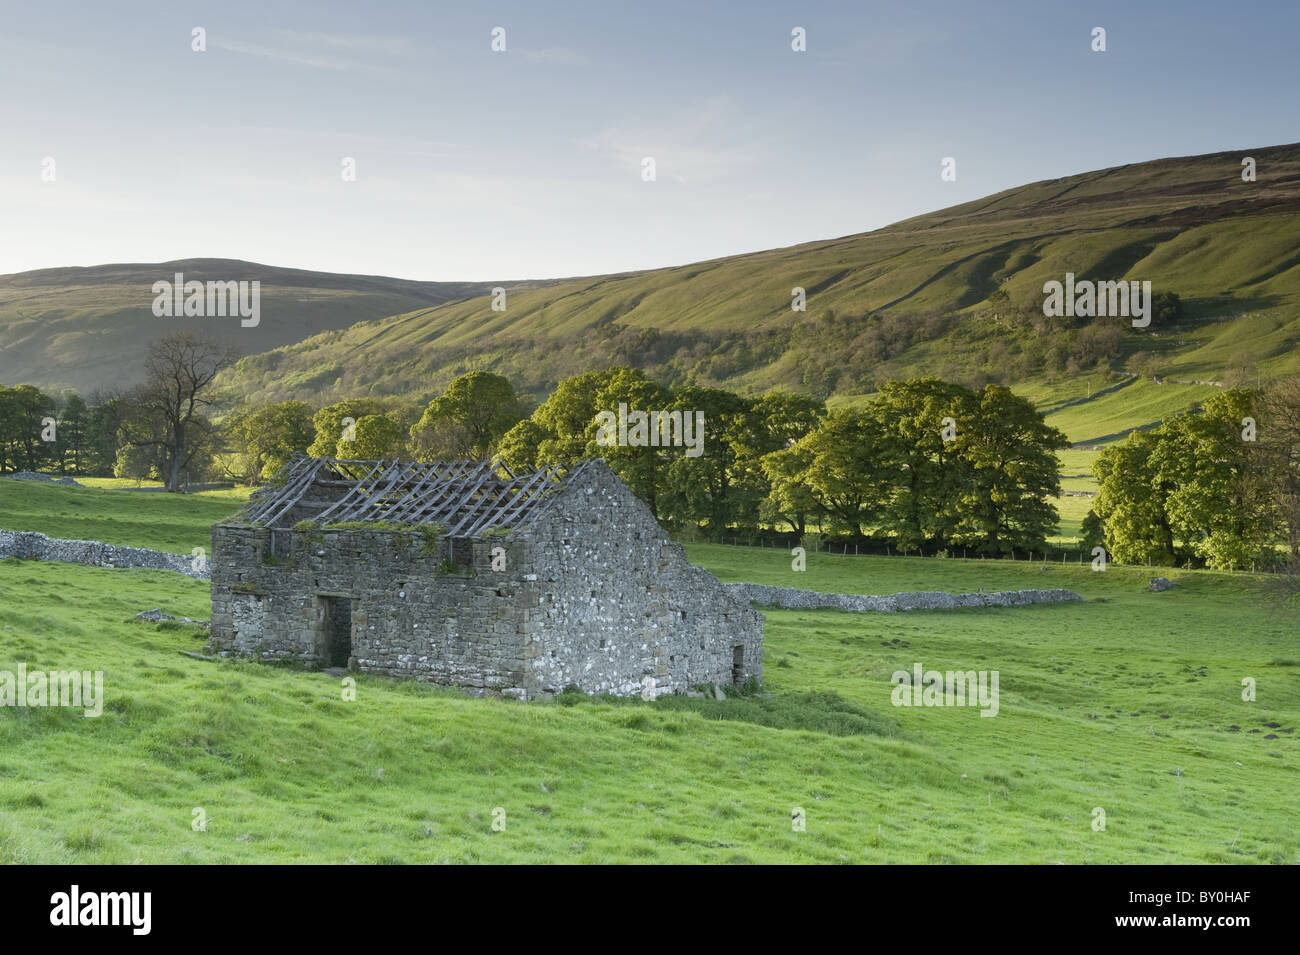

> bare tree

[{"left": 123, "top": 333, "right": 240, "bottom": 492}]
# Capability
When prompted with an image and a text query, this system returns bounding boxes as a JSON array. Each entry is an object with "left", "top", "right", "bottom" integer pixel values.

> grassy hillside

[
  {"left": 213, "top": 143, "right": 1300, "bottom": 406},
  {"left": 0, "top": 259, "right": 563, "bottom": 395},
  {"left": 1, "top": 545, "right": 1294, "bottom": 863},
  {"left": 0, "top": 480, "right": 244, "bottom": 553},
  {"left": 1032, "top": 378, "right": 1223, "bottom": 446}
]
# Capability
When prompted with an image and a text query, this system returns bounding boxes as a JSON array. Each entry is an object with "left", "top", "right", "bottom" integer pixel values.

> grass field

[
  {"left": 1040, "top": 378, "right": 1221, "bottom": 446},
  {"left": 0, "top": 537, "right": 1295, "bottom": 864},
  {"left": 0, "top": 481, "right": 246, "bottom": 553}
]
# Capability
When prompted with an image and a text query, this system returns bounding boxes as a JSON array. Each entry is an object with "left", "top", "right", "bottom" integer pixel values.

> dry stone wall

[
  {"left": 0, "top": 529, "right": 203, "bottom": 578},
  {"left": 724, "top": 582, "right": 1082, "bottom": 612}
]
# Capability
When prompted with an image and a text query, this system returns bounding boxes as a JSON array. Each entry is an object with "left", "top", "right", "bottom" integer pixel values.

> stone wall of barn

[
  {"left": 207, "top": 460, "right": 764, "bottom": 700},
  {"left": 513, "top": 461, "right": 764, "bottom": 698},
  {"left": 208, "top": 525, "right": 531, "bottom": 695}
]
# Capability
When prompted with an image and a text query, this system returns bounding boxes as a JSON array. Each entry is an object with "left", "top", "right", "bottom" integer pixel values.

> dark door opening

[
  {"left": 732, "top": 645, "right": 745, "bottom": 686},
  {"left": 323, "top": 596, "right": 352, "bottom": 668}
]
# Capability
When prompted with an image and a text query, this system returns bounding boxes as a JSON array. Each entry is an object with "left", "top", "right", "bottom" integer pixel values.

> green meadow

[
  {"left": 2, "top": 365, "right": 1296, "bottom": 865},
  {"left": 1036, "top": 378, "right": 1221, "bottom": 446},
  {"left": 0, "top": 480, "right": 246, "bottom": 553},
  {"left": 1, "top": 526, "right": 1295, "bottom": 863}
]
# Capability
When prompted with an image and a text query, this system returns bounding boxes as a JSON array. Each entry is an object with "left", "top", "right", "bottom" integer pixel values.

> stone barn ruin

[{"left": 209, "top": 456, "right": 763, "bottom": 700}]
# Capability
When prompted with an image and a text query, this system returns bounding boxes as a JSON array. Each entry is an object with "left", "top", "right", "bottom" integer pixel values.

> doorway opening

[
  {"left": 321, "top": 596, "right": 353, "bottom": 668},
  {"left": 732, "top": 645, "right": 745, "bottom": 686}
]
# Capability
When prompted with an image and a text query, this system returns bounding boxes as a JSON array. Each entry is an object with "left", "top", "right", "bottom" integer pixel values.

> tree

[
  {"left": 56, "top": 394, "right": 91, "bottom": 474},
  {"left": 869, "top": 378, "right": 973, "bottom": 553},
  {"left": 1080, "top": 509, "right": 1105, "bottom": 551},
  {"left": 222, "top": 400, "right": 315, "bottom": 482},
  {"left": 1151, "top": 290, "right": 1182, "bottom": 325},
  {"left": 85, "top": 393, "right": 129, "bottom": 476},
  {"left": 1094, "top": 389, "right": 1278, "bottom": 569},
  {"left": 308, "top": 399, "right": 387, "bottom": 458},
  {"left": 760, "top": 443, "right": 821, "bottom": 536},
  {"left": 121, "top": 333, "right": 239, "bottom": 492},
  {"left": 734, "top": 392, "right": 825, "bottom": 521},
  {"left": 408, "top": 371, "right": 525, "bottom": 459},
  {"left": 952, "top": 385, "right": 1068, "bottom": 554},
  {"left": 497, "top": 418, "right": 549, "bottom": 472},
  {"left": 533, "top": 368, "right": 629, "bottom": 464},
  {"left": 0, "top": 384, "right": 56, "bottom": 473},
  {"left": 350, "top": 414, "right": 408, "bottom": 459},
  {"left": 658, "top": 387, "right": 756, "bottom": 538},
  {"left": 586, "top": 368, "right": 671, "bottom": 514},
  {"left": 1093, "top": 431, "right": 1178, "bottom": 565},
  {"left": 783, "top": 408, "right": 892, "bottom": 537},
  {"left": 1153, "top": 389, "right": 1274, "bottom": 570},
  {"left": 1127, "top": 352, "right": 1163, "bottom": 380},
  {"left": 749, "top": 392, "right": 828, "bottom": 536},
  {"left": 113, "top": 442, "right": 161, "bottom": 485},
  {"left": 497, "top": 368, "right": 633, "bottom": 469},
  {"left": 1258, "top": 375, "right": 1300, "bottom": 557}
]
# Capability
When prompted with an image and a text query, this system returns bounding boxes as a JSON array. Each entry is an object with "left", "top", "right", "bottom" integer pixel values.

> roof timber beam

[{"left": 240, "top": 456, "right": 581, "bottom": 533}]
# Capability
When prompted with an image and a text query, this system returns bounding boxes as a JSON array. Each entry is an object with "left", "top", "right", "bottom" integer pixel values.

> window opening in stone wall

[{"left": 271, "top": 529, "right": 292, "bottom": 562}]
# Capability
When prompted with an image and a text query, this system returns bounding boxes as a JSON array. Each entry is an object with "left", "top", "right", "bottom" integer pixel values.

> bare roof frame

[{"left": 237, "top": 455, "right": 590, "bottom": 537}]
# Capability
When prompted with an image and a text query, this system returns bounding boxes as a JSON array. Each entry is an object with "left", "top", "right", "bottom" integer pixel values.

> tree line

[
  {"left": 224, "top": 367, "right": 1072, "bottom": 554},
  {"left": 1089, "top": 382, "right": 1300, "bottom": 570},
  {"left": 8, "top": 330, "right": 1298, "bottom": 569},
  {"left": 0, "top": 334, "right": 239, "bottom": 491}
]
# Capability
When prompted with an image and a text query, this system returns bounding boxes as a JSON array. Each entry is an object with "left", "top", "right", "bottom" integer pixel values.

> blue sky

[{"left": 1, "top": 0, "right": 1296, "bottom": 281}]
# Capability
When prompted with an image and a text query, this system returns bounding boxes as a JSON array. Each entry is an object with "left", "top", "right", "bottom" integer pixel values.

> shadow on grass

[{"left": 557, "top": 688, "right": 911, "bottom": 739}]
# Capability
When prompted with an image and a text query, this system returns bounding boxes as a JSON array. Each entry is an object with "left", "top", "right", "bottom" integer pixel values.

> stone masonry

[
  {"left": 208, "top": 458, "right": 764, "bottom": 700},
  {"left": 723, "top": 583, "right": 1082, "bottom": 612},
  {"left": 0, "top": 529, "right": 203, "bottom": 578}
]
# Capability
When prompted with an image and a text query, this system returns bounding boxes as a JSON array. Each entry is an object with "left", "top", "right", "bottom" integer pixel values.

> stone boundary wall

[
  {"left": 723, "top": 582, "right": 1081, "bottom": 612},
  {"left": 0, "top": 529, "right": 205, "bottom": 579},
  {"left": 0, "top": 527, "right": 1083, "bottom": 611}
]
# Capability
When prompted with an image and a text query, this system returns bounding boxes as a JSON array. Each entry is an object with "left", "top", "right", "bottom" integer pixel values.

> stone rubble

[{"left": 3, "top": 472, "right": 83, "bottom": 487}]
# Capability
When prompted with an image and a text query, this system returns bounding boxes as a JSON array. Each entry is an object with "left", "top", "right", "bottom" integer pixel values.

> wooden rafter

[{"left": 233, "top": 454, "right": 581, "bottom": 537}]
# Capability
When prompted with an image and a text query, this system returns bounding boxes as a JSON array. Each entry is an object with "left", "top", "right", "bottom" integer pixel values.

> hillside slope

[
  {"left": 0, "top": 259, "right": 564, "bottom": 394},
  {"left": 216, "top": 143, "right": 1300, "bottom": 406}
]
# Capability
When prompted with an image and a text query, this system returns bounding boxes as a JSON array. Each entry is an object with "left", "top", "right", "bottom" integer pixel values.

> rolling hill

[
  {"left": 5, "top": 144, "right": 1299, "bottom": 427},
  {"left": 211, "top": 142, "right": 1300, "bottom": 409},
  {"left": 0, "top": 259, "right": 564, "bottom": 395}
]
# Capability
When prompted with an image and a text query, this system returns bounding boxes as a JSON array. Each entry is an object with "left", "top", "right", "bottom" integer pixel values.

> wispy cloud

[
  {"left": 521, "top": 47, "right": 589, "bottom": 66},
  {"left": 209, "top": 126, "right": 463, "bottom": 159},
  {"left": 581, "top": 94, "right": 758, "bottom": 183},
  {"left": 210, "top": 30, "right": 410, "bottom": 73},
  {"left": 276, "top": 31, "right": 415, "bottom": 57}
]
